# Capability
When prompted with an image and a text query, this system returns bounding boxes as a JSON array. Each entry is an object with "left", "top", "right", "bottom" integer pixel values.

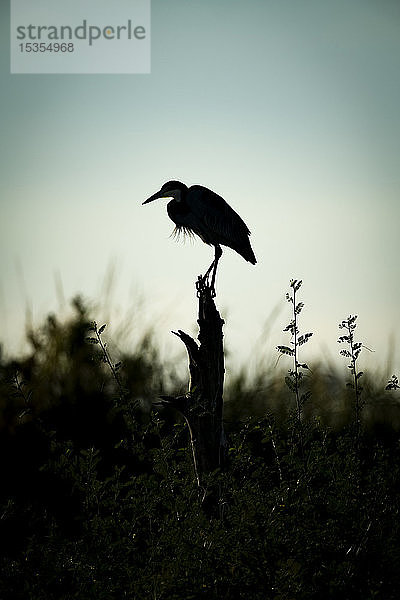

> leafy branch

[
  {"left": 277, "top": 279, "right": 313, "bottom": 422},
  {"left": 386, "top": 374, "right": 400, "bottom": 391},
  {"left": 338, "top": 315, "right": 364, "bottom": 438},
  {"left": 12, "top": 371, "right": 33, "bottom": 419},
  {"left": 86, "top": 321, "right": 126, "bottom": 406}
]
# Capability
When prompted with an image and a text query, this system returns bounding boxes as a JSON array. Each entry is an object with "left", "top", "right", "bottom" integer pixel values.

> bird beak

[
  {"left": 142, "top": 190, "right": 163, "bottom": 204},
  {"left": 143, "top": 189, "right": 177, "bottom": 205},
  {"left": 142, "top": 190, "right": 174, "bottom": 205}
]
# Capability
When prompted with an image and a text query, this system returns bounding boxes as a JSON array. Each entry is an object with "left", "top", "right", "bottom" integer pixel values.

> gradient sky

[{"left": 1, "top": 0, "right": 400, "bottom": 377}]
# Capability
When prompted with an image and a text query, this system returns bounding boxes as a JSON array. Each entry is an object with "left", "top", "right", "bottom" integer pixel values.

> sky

[{"left": 1, "top": 0, "right": 400, "bottom": 379}]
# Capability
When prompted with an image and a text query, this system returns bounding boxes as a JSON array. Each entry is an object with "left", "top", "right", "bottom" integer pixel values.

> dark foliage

[{"left": 0, "top": 297, "right": 400, "bottom": 599}]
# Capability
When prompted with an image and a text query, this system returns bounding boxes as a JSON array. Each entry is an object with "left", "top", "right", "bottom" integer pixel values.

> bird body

[
  {"left": 143, "top": 180, "right": 256, "bottom": 294},
  {"left": 167, "top": 184, "right": 256, "bottom": 264}
]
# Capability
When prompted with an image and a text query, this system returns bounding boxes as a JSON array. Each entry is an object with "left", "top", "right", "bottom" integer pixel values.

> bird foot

[{"left": 196, "top": 274, "right": 216, "bottom": 298}]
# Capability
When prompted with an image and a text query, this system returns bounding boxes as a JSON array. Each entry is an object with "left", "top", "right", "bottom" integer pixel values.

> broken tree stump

[{"left": 158, "top": 276, "right": 227, "bottom": 485}]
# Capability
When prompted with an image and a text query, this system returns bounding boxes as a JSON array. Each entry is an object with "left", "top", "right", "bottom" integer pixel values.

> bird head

[{"left": 143, "top": 180, "right": 188, "bottom": 205}]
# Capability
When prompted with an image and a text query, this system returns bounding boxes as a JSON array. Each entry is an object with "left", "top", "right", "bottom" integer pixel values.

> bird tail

[{"left": 239, "top": 245, "right": 257, "bottom": 264}]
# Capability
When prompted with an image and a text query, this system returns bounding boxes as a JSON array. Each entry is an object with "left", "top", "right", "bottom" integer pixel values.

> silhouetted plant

[
  {"left": 338, "top": 315, "right": 364, "bottom": 440},
  {"left": 1, "top": 291, "right": 400, "bottom": 599},
  {"left": 86, "top": 321, "right": 125, "bottom": 403},
  {"left": 277, "top": 279, "right": 313, "bottom": 422},
  {"left": 385, "top": 374, "right": 400, "bottom": 391},
  {"left": 12, "top": 371, "right": 33, "bottom": 420}
]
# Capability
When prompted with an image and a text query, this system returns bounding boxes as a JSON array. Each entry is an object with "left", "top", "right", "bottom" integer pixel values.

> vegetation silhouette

[{"left": 0, "top": 285, "right": 400, "bottom": 599}]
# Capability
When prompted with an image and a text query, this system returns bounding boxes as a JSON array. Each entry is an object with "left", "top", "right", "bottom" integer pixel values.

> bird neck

[
  {"left": 172, "top": 189, "right": 182, "bottom": 203},
  {"left": 167, "top": 194, "right": 190, "bottom": 223}
]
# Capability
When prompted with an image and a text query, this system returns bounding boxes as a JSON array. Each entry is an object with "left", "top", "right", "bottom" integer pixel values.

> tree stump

[{"left": 158, "top": 276, "right": 226, "bottom": 486}]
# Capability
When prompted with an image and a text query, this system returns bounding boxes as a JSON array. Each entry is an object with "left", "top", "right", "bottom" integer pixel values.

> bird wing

[{"left": 186, "top": 185, "right": 251, "bottom": 247}]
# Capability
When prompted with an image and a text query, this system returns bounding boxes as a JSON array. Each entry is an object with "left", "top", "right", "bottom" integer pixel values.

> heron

[{"left": 143, "top": 180, "right": 256, "bottom": 295}]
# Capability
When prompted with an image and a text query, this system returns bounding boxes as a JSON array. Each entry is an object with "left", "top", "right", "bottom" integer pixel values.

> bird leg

[
  {"left": 197, "top": 246, "right": 222, "bottom": 297},
  {"left": 203, "top": 259, "right": 215, "bottom": 283},
  {"left": 210, "top": 245, "right": 222, "bottom": 296}
]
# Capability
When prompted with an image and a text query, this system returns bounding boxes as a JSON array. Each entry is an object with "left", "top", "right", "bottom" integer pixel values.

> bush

[{"left": 0, "top": 296, "right": 400, "bottom": 599}]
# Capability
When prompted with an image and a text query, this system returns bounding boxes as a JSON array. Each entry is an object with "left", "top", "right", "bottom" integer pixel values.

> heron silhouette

[{"left": 143, "top": 181, "right": 256, "bottom": 295}]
